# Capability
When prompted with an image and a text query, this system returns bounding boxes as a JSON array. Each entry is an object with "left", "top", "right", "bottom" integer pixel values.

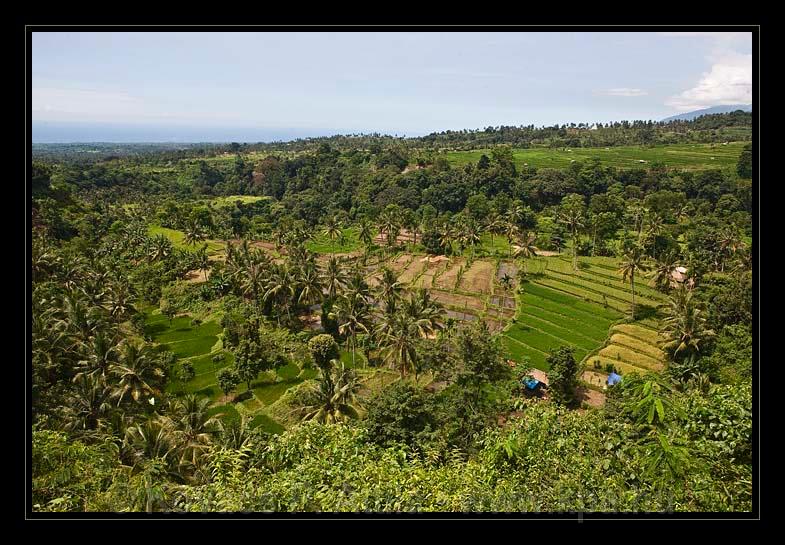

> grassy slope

[
  {"left": 147, "top": 225, "right": 225, "bottom": 255},
  {"left": 445, "top": 142, "right": 746, "bottom": 171}
]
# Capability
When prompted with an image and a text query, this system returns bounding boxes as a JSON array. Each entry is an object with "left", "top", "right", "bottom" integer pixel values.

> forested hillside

[{"left": 30, "top": 114, "right": 753, "bottom": 513}]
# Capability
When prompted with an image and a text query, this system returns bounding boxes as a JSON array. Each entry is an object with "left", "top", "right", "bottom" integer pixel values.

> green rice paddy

[{"left": 445, "top": 142, "right": 747, "bottom": 171}]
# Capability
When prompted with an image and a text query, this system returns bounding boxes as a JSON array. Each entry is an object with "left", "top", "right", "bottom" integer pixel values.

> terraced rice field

[
  {"left": 412, "top": 258, "right": 450, "bottom": 288},
  {"left": 501, "top": 281, "right": 620, "bottom": 371},
  {"left": 147, "top": 225, "right": 225, "bottom": 255},
  {"left": 444, "top": 142, "right": 747, "bottom": 171},
  {"left": 144, "top": 310, "right": 300, "bottom": 434},
  {"left": 430, "top": 290, "right": 486, "bottom": 312},
  {"left": 525, "top": 255, "right": 666, "bottom": 316},
  {"left": 502, "top": 253, "right": 669, "bottom": 383},
  {"left": 398, "top": 258, "right": 426, "bottom": 284},
  {"left": 584, "top": 323, "right": 666, "bottom": 377}
]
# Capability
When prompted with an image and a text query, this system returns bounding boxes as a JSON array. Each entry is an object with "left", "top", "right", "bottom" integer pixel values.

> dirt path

[{"left": 577, "top": 386, "right": 606, "bottom": 408}]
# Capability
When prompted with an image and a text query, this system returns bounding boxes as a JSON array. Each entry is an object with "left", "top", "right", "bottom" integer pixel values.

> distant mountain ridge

[{"left": 662, "top": 104, "right": 752, "bottom": 122}]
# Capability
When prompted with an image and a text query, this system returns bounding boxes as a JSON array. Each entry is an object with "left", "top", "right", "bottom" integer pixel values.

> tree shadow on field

[
  {"left": 234, "top": 390, "right": 253, "bottom": 403},
  {"left": 144, "top": 322, "right": 169, "bottom": 336},
  {"left": 633, "top": 304, "right": 658, "bottom": 321}
]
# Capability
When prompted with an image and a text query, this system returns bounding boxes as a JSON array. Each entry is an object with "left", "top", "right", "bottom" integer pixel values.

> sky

[{"left": 31, "top": 31, "right": 753, "bottom": 142}]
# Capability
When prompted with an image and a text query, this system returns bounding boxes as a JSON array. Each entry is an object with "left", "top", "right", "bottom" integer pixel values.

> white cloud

[
  {"left": 666, "top": 53, "right": 752, "bottom": 111},
  {"left": 658, "top": 32, "right": 748, "bottom": 38},
  {"left": 595, "top": 88, "right": 649, "bottom": 97}
]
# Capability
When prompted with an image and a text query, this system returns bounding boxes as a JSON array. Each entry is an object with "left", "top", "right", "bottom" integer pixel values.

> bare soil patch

[
  {"left": 388, "top": 253, "right": 415, "bottom": 273},
  {"left": 434, "top": 258, "right": 467, "bottom": 290},
  {"left": 398, "top": 259, "right": 426, "bottom": 284},
  {"left": 581, "top": 370, "right": 608, "bottom": 389},
  {"left": 458, "top": 260, "right": 495, "bottom": 294},
  {"left": 496, "top": 261, "right": 519, "bottom": 282},
  {"left": 577, "top": 386, "right": 606, "bottom": 408},
  {"left": 373, "top": 229, "right": 418, "bottom": 246},
  {"left": 412, "top": 256, "right": 450, "bottom": 288},
  {"left": 184, "top": 269, "right": 208, "bottom": 283},
  {"left": 430, "top": 290, "right": 485, "bottom": 312}
]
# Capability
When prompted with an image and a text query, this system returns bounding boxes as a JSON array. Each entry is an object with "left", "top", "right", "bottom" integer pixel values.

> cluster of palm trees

[
  {"left": 32, "top": 235, "right": 267, "bottom": 491},
  {"left": 372, "top": 204, "right": 538, "bottom": 261},
  {"left": 323, "top": 259, "right": 445, "bottom": 380},
  {"left": 217, "top": 235, "right": 447, "bottom": 380}
]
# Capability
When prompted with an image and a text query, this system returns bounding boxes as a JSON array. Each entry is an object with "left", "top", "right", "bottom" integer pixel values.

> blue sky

[{"left": 31, "top": 31, "right": 753, "bottom": 142}]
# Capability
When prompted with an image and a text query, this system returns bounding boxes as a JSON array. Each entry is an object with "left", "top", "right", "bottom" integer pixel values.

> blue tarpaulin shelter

[
  {"left": 607, "top": 372, "right": 622, "bottom": 386},
  {"left": 523, "top": 377, "right": 540, "bottom": 390}
]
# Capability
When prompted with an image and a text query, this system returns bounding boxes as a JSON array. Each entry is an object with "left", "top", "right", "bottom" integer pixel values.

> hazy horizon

[{"left": 32, "top": 31, "right": 752, "bottom": 143}]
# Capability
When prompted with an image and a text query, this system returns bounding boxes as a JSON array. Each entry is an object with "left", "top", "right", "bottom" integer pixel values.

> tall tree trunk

[
  {"left": 572, "top": 228, "right": 578, "bottom": 270},
  {"left": 630, "top": 272, "right": 636, "bottom": 320},
  {"left": 351, "top": 333, "right": 357, "bottom": 368}
]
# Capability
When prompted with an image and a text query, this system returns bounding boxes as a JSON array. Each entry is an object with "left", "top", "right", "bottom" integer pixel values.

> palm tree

[
  {"left": 62, "top": 373, "right": 114, "bottom": 432},
  {"left": 195, "top": 244, "right": 210, "bottom": 281},
  {"left": 322, "top": 256, "right": 347, "bottom": 300},
  {"left": 645, "top": 213, "right": 664, "bottom": 250},
  {"left": 485, "top": 213, "right": 504, "bottom": 248},
  {"left": 506, "top": 204, "right": 524, "bottom": 228},
  {"left": 377, "top": 312, "right": 419, "bottom": 380},
  {"left": 500, "top": 274, "right": 512, "bottom": 292},
  {"left": 170, "top": 395, "right": 223, "bottom": 474},
  {"left": 379, "top": 211, "right": 401, "bottom": 250},
  {"left": 323, "top": 215, "right": 342, "bottom": 254},
  {"left": 504, "top": 221, "right": 519, "bottom": 258},
  {"left": 376, "top": 266, "right": 402, "bottom": 314},
  {"left": 511, "top": 230, "right": 538, "bottom": 272},
  {"left": 618, "top": 244, "right": 650, "bottom": 320},
  {"left": 60, "top": 254, "right": 86, "bottom": 292},
  {"left": 357, "top": 217, "right": 374, "bottom": 255},
  {"left": 75, "top": 329, "right": 119, "bottom": 379},
  {"left": 124, "top": 416, "right": 178, "bottom": 469},
  {"left": 241, "top": 261, "right": 267, "bottom": 309},
  {"left": 717, "top": 227, "right": 741, "bottom": 272},
  {"left": 148, "top": 234, "right": 172, "bottom": 262},
  {"left": 59, "top": 289, "right": 101, "bottom": 343},
  {"left": 402, "top": 288, "right": 444, "bottom": 340},
  {"left": 461, "top": 220, "right": 481, "bottom": 257},
  {"left": 218, "top": 415, "right": 256, "bottom": 450},
  {"left": 661, "top": 284, "right": 716, "bottom": 361},
  {"left": 184, "top": 220, "right": 207, "bottom": 246},
  {"left": 650, "top": 252, "right": 679, "bottom": 293},
  {"left": 329, "top": 295, "right": 370, "bottom": 368},
  {"left": 410, "top": 219, "right": 423, "bottom": 248},
  {"left": 299, "top": 363, "right": 362, "bottom": 424},
  {"left": 559, "top": 207, "right": 585, "bottom": 270},
  {"left": 630, "top": 204, "right": 649, "bottom": 240},
  {"left": 111, "top": 342, "right": 164, "bottom": 405},
  {"left": 104, "top": 281, "right": 137, "bottom": 323},
  {"left": 297, "top": 263, "right": 324, "bottom": 307},
  {"left": 263, "top": 263, "right": 296, "bottom": 325},
  {"left": 439, "top": 226, "right": 456, "bottom": 256}
]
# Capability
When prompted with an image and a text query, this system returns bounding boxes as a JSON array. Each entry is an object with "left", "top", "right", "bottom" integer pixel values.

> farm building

[{"left": 607, "top": 372, "right": 622, "bottom": 386}]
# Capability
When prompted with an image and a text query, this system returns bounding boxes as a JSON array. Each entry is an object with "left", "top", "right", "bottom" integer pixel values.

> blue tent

[{"left": 607, "top": 372, "right": 622, "bottom": 386}]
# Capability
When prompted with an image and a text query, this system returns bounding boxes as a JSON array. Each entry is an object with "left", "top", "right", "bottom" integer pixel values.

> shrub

[
  {"left": 177, "top": 361, "right": 195, "bottom": 382},
  {"left": 308, "top": 334, "right": 339, "bottom": 371}
]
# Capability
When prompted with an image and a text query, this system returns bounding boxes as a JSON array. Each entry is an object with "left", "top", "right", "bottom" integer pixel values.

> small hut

[
  {"left": 522, "top": 369, "right": 549, "bottom": 393},
  {"left": 607, "top": 372, "right": 622, "bottom": 386}
]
